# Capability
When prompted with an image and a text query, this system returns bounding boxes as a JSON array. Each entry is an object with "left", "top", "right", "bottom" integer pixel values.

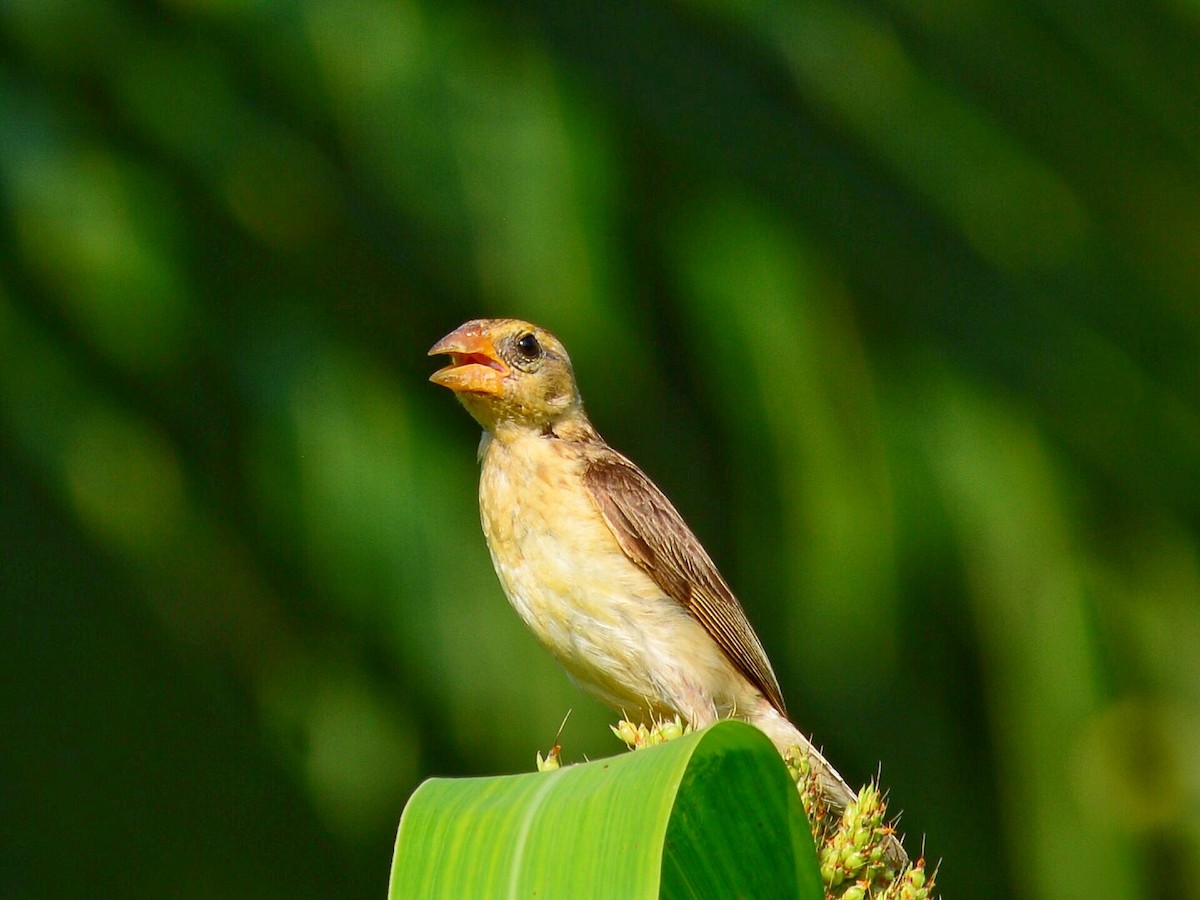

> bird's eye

[{"left": 515, "top": 332, "right": 541, "bottom": 359}]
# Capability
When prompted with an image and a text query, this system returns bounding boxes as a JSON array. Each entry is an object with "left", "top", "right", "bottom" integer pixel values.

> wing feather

[{"left": 581, "top": 452, "right": 787, "bottom": 715}]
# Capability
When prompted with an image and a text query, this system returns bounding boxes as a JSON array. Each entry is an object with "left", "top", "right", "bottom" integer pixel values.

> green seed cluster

[
  {"left": 784, "top": 745, "right": 832, "bottom": 836},
  {"left": 610, "top": 716, "right": 692, "bottom": 750},
  {"left": 820, "top": 784, "right": 896, "bottom": 891},
  {"left": 786, "top": 746, "right": 938, "bottom": 899},
  {"left": 535, "top": 745, "right": 561, "bottom": 771}
]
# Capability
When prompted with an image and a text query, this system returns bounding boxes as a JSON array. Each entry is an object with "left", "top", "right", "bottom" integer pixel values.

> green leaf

[{"left": 389, "top": 720, "right": 822, "bottom": 899}]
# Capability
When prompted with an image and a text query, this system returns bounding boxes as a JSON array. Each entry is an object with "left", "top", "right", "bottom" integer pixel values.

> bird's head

[{"left": 428, "top": 318, "right": 584, "bottom": 432}]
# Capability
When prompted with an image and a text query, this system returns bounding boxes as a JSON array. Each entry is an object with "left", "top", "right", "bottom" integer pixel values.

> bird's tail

[{"left": 751, "top": 703, "right": 909, "bottom": 868}]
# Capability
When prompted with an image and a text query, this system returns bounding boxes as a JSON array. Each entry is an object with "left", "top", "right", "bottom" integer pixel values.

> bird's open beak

[{"left": 428, "top": 322, "right": 509, "bottom": 395}]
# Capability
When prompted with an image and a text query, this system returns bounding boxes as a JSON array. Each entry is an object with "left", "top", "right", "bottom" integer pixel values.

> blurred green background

[{"left": 2, "top": 0, "right": 1198, "bottom": 897}]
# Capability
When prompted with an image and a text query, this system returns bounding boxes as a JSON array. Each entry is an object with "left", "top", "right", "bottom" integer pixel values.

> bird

[{"left": 429, "top": 317, "right": 905, "bottom": 864}]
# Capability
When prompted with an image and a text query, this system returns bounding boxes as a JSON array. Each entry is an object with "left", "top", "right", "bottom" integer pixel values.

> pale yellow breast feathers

[{"left": 476, "top": 428, "right": 758, "bottom": 722}]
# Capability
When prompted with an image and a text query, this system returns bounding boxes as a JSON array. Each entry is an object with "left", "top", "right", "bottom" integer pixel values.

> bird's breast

[{"left": 477, "top": 433, "right": 679, "bottom": 712}]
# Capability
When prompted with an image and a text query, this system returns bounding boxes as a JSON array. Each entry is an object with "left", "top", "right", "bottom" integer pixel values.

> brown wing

[{"left": 581, "top": 451, "right": 787, "bottom": 715}]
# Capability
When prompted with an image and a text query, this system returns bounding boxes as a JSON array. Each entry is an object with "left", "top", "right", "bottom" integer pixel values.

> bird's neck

[
  {"left": 545, "top": 411, "right": 603, "bottom": 444},
  {"left": 487, "top": 410, "right": 602, "bottom": 447}
]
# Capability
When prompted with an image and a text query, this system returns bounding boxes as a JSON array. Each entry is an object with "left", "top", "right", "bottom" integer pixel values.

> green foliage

[
  {"left": 390, "top": 721, "right": 821, "bottom": 899},
  {"left": 1, "top": 1, "right": 1198, "bottom": 897}
]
